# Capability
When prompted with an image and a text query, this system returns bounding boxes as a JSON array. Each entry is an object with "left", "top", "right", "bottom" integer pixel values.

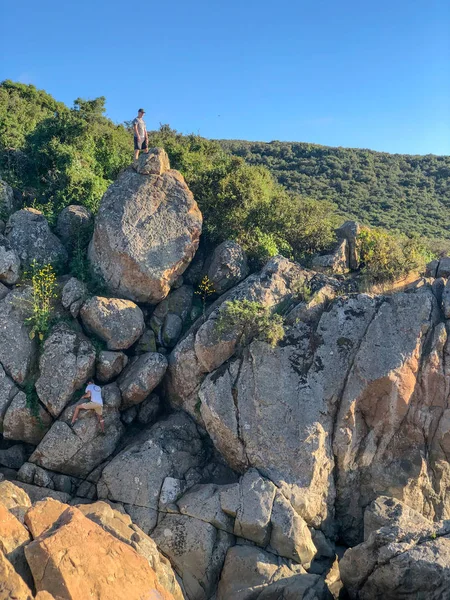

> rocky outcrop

[
  {"left": 55, "top": 205, "right": 93, "bottom": 248},
  {"left": 3, "top": 392, "right": 53, "bottom": 445},
  {"left": 29, "top": 384, "right": 124, "bottom": 477},
  {"left": 61, "top": 277, "right": 88, "bottom": 318},
  {"left": 80, "top": 296, "right": 145, "bottom": 350},
  {"left": 89, "top": 148, "right": 202, "bottom": 303},
  {"left": 5, "top": 208, "right": 68, "bottom": 269},
  {"left": 206, "top": 240, "right": 249, "bottom": 294},
  {"left": 0, "top": 178, "right": 20, "bottom": 217},
  {"left": 35, "top": 324, "right": 96, "bottom": 417},
  {"left": 0, "top": 234, "right": 20, "bottom": 284},
  {"left": 340, "top": 497, "right": 450, "bottom": 599}
]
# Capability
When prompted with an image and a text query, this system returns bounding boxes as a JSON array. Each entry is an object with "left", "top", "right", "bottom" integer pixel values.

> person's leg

[
  {"left": 71, "top": 405, "right": 82, "bottom": 425},
  {"left": 96, "top": 413, "right": 105, "bottom": 433},
  {"left": 134, "top": 149, "right": 140, "bottom": 160}
]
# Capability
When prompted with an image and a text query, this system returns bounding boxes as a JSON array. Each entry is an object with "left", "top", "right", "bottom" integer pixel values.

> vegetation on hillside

[
  {"left": 0, "top": 81, "right": 436, "bottom": 282},
  {"left": 220, "top": 139, "right": 450, "bottom": 241}
]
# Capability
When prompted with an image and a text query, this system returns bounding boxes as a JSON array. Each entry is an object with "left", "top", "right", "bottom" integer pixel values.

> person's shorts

[
  {"left": 79, "top": 402, "right": 103, "bottom": 415},
  {"left": 134, "top": 136, "right": 148, "bottom": 151}
]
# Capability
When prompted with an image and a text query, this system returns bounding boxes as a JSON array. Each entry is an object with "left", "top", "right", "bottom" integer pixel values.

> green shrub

[
  {"left": 23, "top": 261, "right": 58, "bottom": 341},
  {"left": 358, "top": 227, "right": 433, "bottom": 284},
  {"left": 23, "top": 380, "right": 41, "bottom": 418},
  {"left": 216, "top": 299, "right": 285, "bottom": 348}
]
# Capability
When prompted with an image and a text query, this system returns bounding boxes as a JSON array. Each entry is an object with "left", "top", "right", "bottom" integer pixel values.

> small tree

[{"left": 216, "top": 299, "right": 285, "bottom": 348}]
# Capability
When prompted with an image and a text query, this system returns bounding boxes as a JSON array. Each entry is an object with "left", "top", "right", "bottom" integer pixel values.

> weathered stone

[
  {"left": 178, "top": 484, "right": 234, "bottom": 533},
  {"left": 133, "top": 147, "right": 171, "bottom": 175},
  {"left": 56, "top": 205, "right": 93, "bottom": 248},
  {"left": 0, "top": 364, "right": 20, "bottom": 431},
  {"left": 0, "top": 503, "right": 31, "bottom": 584},
  {"left": 426, "top": 259, "right": 439, "bottom": 278},
  {"left": 0, "top": 235, "right": 20, "bottom": 284},
  {"left": 0, "top": 443, "right": 28, "bottom": 470},
  {"left": 3, "top": 392, "right": 52, "bottom": 445},
  {"left": 137, "top": 393, "right": 160, "bottom": 425},
  {"left": 0, "top": 480, "right": 31, "bottom": 523},
  {"left": 17, "top": 463, "right": 81, "bottom": 496},
  {"left": 5, "top": 208, "right": 68, "bottom": 269},
  {"left": 0, "top": 179, "right": 20, "bottom": 217},
  {"left": 340, "top": 501, "right": 450, "bottom": 600},
  {"left": 234, "top": 469, "right": 277, "bottom": 546},
  {"left": 89, "top": 149, "right": 202, "bottom": 303},
  {"left": 220, "top": 483, "right": 240, "bottom": 517},
  {"left": 80, "top": 296, "right": 145, "bottom": 350},
  {"left": 336, "top": 220, "right": 360, "bottom": 270},
  {"left": 0, "top": 288, "right": 38, "bottom": 384},
  {"left": 77, "top": 500, "right": 184, "bottom": 600},
  {"left": 0, "top": 280, "right": 9, "bottom": 300},
  {"left": 150, "top": 285, "right": 194, "bottom": 348},
  {"left": 35, "top": 324, "right": 96, "bottom": 417},
  {"left": 134, "top": 328, "right": 157, "bottom": 354},
  {"left": 269, "top": 491, "right": 316, "bottom": 565},
  {"left": 437, "top": 256, "right": 450, "bottom": 278},
  {"left": 97, "top": 413, "right": 206, "bottom": 515},
  {"left": 153, "top": 513, "right": 234, "bottom": 600},
  {"left": 24, "top": 497, "right": 68, "bottom": 538},
  {"left": 162, "top": 313, "right": 183, "bottom": 348},
  {"left": 118, "top": 352, "right": 168, "bottom": 409},
  {"left": 206, "top": 240, "right": 249, "bottom": 294},
  {"left": 10, "top": 481, "right": 71, "bottom": 504},
  {"left": 312, "top": 239, "right": 348, "bottom": 274},
  {"left": 159, "top": 477, "right": 187, "bottom": 511},
  {"left": 61, "top": 277, "right": 88, "bottom": 318},
  {"left": 24, "top": 507, "right": 176, "bottom": 600},
  {"left": 442, "top": 277, "right": 450, "bottom": 318},
  {"left": 363, "top": 495, "right": 433, "bottom": 541},
  {"left": 216, "top": 545, "right": 304, "bottom": 600},
  {"left": 257, "top": 573, "right": 330, "bottom": 599},
  {"left": 96, "top": 350, "right": 128, "bottom": 383},
  {"left": 0, "top": 551, "right": 33, "bottom": 600},
  {"left": 29, "top": 392, "right": 124, "bottom": 478}
]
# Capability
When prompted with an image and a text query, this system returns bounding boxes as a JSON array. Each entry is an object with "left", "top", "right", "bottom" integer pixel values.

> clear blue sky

[{"left": 1, "top": 0, "right": 449, "bottom": 155}]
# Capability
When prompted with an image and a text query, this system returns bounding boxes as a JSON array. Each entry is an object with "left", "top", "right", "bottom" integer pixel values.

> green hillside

[{"left": 219, "top": 140, "right": 450, "bottom": 240}]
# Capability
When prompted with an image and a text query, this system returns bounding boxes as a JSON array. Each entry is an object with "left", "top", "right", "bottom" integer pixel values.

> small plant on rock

[
  {"left": 216, "top": 299, "right": 285, "bottom": 348},
  {"left": 195, "top": 275, "right": 216, "bottom": 318},
  {"left": 25, "top": 260, "right": 58, "bottom": 341},
  {"left": 292, "top": 278, "right": 312, "bottom": 303}
]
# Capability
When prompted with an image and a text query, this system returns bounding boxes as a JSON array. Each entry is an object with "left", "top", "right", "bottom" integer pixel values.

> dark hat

[{"left": 138, "top": 108, "right": 145, "bottom": 113}]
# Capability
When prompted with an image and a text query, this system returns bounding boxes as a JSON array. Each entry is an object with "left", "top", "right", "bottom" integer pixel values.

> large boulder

[
  {"left": 117, "top": 352, "right": 168, "bottom": 409},
  {"left": 96, "top": 350, "right": 128, "bottom": 383},
  {"left": 152, "top": 513, "right": 234, "bottom": 600},
  {"left": 340, "top": 497, "right": 450, "bottom": 599},
  {"left": 56, "top": 204, "right": 93, "bottom": 248},
  {"left": 35, "top": 324, "right": 96, "bottom": 417},
  {"left": 80, "top": 296, "right": 145, "bottom": 350},
  {"left": 24, "top": 506, "right": 176, "bottom": 600},
  {"left": 0, "top": 550, "right": 33, "bottom": 600},
  {"left": 29, "top": 383, "right": 124, "bottom": 478},
  {"left": 0, "top": 288, "right": 38, "bottom": 384},
  {"left": 0, "top": 235, "right": 20, "bottom": 284},
  {"left": 206, "top": 240, "right": 249, "bottom": 294},
  {"left": 97, "top": 412, "right": 207, "bottom": 532},
  {"left": 3, "top": 391, "right": 53, "bottom": 445},
  {"left": 0, "top": 178, "right": 20, "bottom": 217},
  {"left": 89, "top": 148, "right": 202, "bottom": 303},
  {"left": 0, "top": 503, "right": 31, "bottom": 584},
  {"left": 5, "top": 208, "right": 68, "bottom": 269}
]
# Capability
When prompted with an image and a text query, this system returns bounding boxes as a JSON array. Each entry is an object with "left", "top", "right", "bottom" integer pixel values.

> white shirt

[{"left": 86, "top": 384, "right": 103, "bottom": 405}]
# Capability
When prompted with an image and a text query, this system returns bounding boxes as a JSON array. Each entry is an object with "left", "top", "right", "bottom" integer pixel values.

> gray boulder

[
  {"left": 96, "top": 351, "right": 128, "bottom": 383},
  {"left": 0, "top": 287, "right": 38, "bottom": 384},
  {"left": 336, "top": 220, "right": 360, "bottom": 270},
  {"left": 89, "top": 148, "right": 202, "bottom": 303},
  {"left": 178, "top": 484, "right": 235, "bottom": 533},
  {"left": 137, "top": 393, "right": 160, "bottom": 425},
  {"left": 0, "top": 364, "right": 20, "bottom": 432},
  {"left": 437, "top": 257, "right": 450, "bottom": 278},
  {"left": 5, "top": 208, "right": 68, "bottom": 269},
  {"left": 234, "top": 469, "right": 276, "bottom": 546},
  {"left": 206, "top": 240, "right": 249, "bottom": 294},
  {"left": 217, "top": 545, "right": 305, "bottom": 600},
  {"left": 61, "top": 277, "right": 88, "bottom": 318},
  {"left": 97, "top": 413, "right": 206, "bottom": 528},
  {"left": 80, "top": 296, "right": 145, "bottom": 350},
  {"left": 0, "top": 444, "right": 29, "bottom": 470},
  {"left": 134, "top": 328, "right": 157, "bottom": 355},
  {"left": 29, "top": 383, "right": 124, "bottom": 478},
  {"left": 153, "top": 513, "right": 234, "bottom": 600},
  {"left": 35, "top": 323, "right": 96, "bottom": 417},
  {"left": 312, "top": 239, "right": 348, "bottom": 274},
  {"left": 340, "top": 498, "right": 450, "bottom": 600},
  {"left": 0, "top": 236, "right": 20, "bottom": 285},
  {"left": 3, "top": 392, "right": 53, "bottom": 445},
  {"left": 150, "top": 285, "right": 194, "bottom": 349},
  {"left": 0, "top": 179, "right": 19, "bottom": 217},
  {"left": 56, "top": 205, "right": 93, "bottom": 248},
  {"left": 118, "top": 352, "right": 168, "bottom": 409}
]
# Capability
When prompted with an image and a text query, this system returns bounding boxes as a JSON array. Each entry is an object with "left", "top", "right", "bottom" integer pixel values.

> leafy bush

[
  {"left": 24, "top": 261, "right": 58, "bottom": 341},
  {"left": 216, "top": 299, "right": 285, "bottom": 348},
  {"left": 358, "top": 227, "right": 433, "bottom": 284}
]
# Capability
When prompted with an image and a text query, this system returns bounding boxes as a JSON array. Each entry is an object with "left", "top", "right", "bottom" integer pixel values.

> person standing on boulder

[
  {"left": 133, "top": 108, "right": 148, "bottom": 160},
  {"left": 71, "top": 381, "right": 105, "bottom": 433}
]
